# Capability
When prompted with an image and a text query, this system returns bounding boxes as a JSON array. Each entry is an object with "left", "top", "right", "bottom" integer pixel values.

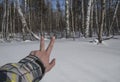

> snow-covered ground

[{"left": 0, "top": 36, "right": 120, "bottom": 82}]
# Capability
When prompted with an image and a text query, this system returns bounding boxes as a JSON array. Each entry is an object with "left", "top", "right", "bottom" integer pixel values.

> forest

[{"left": 0, "top": 0, "right": 120, "bottom": 43}]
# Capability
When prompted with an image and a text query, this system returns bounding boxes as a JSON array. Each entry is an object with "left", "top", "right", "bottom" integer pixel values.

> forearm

[{"left": 0, "top": 55, "right": 45, "bottom": 82}]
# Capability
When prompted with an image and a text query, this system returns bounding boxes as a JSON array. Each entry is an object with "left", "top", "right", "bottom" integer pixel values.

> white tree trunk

[
  {"left": 116, "top": 15, "right": 119, "bottom": 31},
  {"left": 2, "top": 0, "right": 7, "bottom": 39},
  {"left": 49, "top": 1, "right": 52, "bottom": 34},
  {"left": 15, "top": 0, "right": 40, "bottom": 40},
  {"left": 12, "top": 2, "right": 16, "bottom": 38},
  {"left": 25, "top": 0, "right": 27, "bottom": 13},
  {"left": 6, "top": 1, "right": 10, "bottom": 40},
  {"left": 95, "top": 0, "right": 99, "bottom": 35},
  {"left": 65, "top": 0, "right": 70, "bottom": 38},
  {"left": 81, "top": 0, "right": 85, "bottom": 36},
  {"left": 2, "top": 0, "right": 10, "bottom": 40},
  {"left": 71, "top": 0, "right": 75, "bottom": 40},
  {"left": 40, "top": 0, "right": 43, "bottom": 35},
  {"left": 10, "top": 3, "right": 13, "bottom": 39},
  {"left": 98, "top": 0, "right": 105, "bottom": 43},
  {"left": 85, "top": 0, "right": 93, "bottom": 37},
  {"left": 109, "top": 1, "right": 120, "bottom": 35},
  {"left": 89, "top": 0, "right": 94, "bottom": 37}
]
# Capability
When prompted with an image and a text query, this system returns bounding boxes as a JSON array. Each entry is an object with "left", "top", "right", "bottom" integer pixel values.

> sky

[
  {"left": 0, "top": 0, "right": 65, "bottom": 10},
  {"left": 51, "top": 0, "right": 65, "bottom": 10}
]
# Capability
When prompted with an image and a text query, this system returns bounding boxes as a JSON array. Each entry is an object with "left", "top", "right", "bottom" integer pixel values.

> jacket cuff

[
  {"left": 29, "top": 55, "right": 45, "bottom": 76},
  {"left": 19, "top": 55, "right": 45, "bottom": 80}
]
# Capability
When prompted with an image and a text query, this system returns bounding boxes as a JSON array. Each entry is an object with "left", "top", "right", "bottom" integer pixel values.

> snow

[{"left": 0, "top": 36, "right": 120, "bottom": 82}]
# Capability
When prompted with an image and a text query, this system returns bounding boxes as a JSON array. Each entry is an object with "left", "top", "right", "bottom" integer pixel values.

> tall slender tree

[
  {"left": 98, "top": 0, "right": 105, "bottom": 43},
  {"left": 89, "top": 0, "right": 94, "bottom": 37},
  {"left": 65, "top": 0, "right": 70, "bottom": 38},
  {"left": 15, "top": 0, "right": 40, "bottom": 40},
  {"left": 2, "top": 0, "right": 9, "bottom": 40},
  {"left": 71, "top": 0, "right": 76, "bottom": 40},
  {"left": 81, "top": 0, "right": 85, "bottom": 36},
  {"left": 109, "top": 0, "right": 120, "bottom": 36},
  {"left": 85, "top": 0, "right": 93, "bottom": 37}
]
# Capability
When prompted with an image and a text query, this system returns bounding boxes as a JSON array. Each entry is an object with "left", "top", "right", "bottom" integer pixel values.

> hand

[{"left": 30, "top": 36, "right": 56, "bottom": 73}]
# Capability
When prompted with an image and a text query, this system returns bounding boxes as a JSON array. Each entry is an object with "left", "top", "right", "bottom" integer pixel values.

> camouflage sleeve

[{"left": 0, "top": 55, "right": 45, "bottom": 82}]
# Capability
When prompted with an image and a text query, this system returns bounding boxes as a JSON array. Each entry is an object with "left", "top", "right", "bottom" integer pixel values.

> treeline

[
  {"left": 0, "top": 0, "right": 120, "bottom": 43},
  {"left": 0, "top": 0, "right": 66, "bottom": 40}
]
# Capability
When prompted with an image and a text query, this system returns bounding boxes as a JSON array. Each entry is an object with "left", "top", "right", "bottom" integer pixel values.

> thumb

[{"left": 46, "top": 58, "right": 56, "bottom": 72}]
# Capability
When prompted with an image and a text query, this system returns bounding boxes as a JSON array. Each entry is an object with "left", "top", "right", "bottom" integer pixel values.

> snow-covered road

[{"left": 0, "top": 36, "right": 120, "bottom": 82}]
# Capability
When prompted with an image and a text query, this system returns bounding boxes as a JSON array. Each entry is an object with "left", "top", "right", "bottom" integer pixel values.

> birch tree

[
  {"left": 15, "top": 0, "right": 40, "bottom": 40},
  {"left": 81, "top": 0, "right": 85, "bottom": 36},
  {"left": 71, "top": 0, "right": 75, "bottom": 40},
  {"left": 85, "top": 0, "right": 93, "bottom": 37},
  {"left": 95, "top": 0, "right": 99, "bottom": 35},
  {"left": 47, "top": 0, "right": 52, "bottom": 35},
  {"left": 24, "top": 0, "right": 27, "bottom": 13},
  {"left": 89, "top": 0, "right": 94, "bottom": 37},
  {"left": 65, "top": 0, "right": 70, "bottom": 38},
  {"left": 108, "top": 0, "right": 120, "bottom": 36},
  {"left": 98, "top": 0, "right": 105, "bottom": 43},
  {"left": 40, "top": 0, "right": 44, "bottom": 36},
  {"left": 56, "top": 0, "right": 60, "bottom": 32},
  {"left": 2, "top": 0, "right": 9, "bottom": 40}
]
